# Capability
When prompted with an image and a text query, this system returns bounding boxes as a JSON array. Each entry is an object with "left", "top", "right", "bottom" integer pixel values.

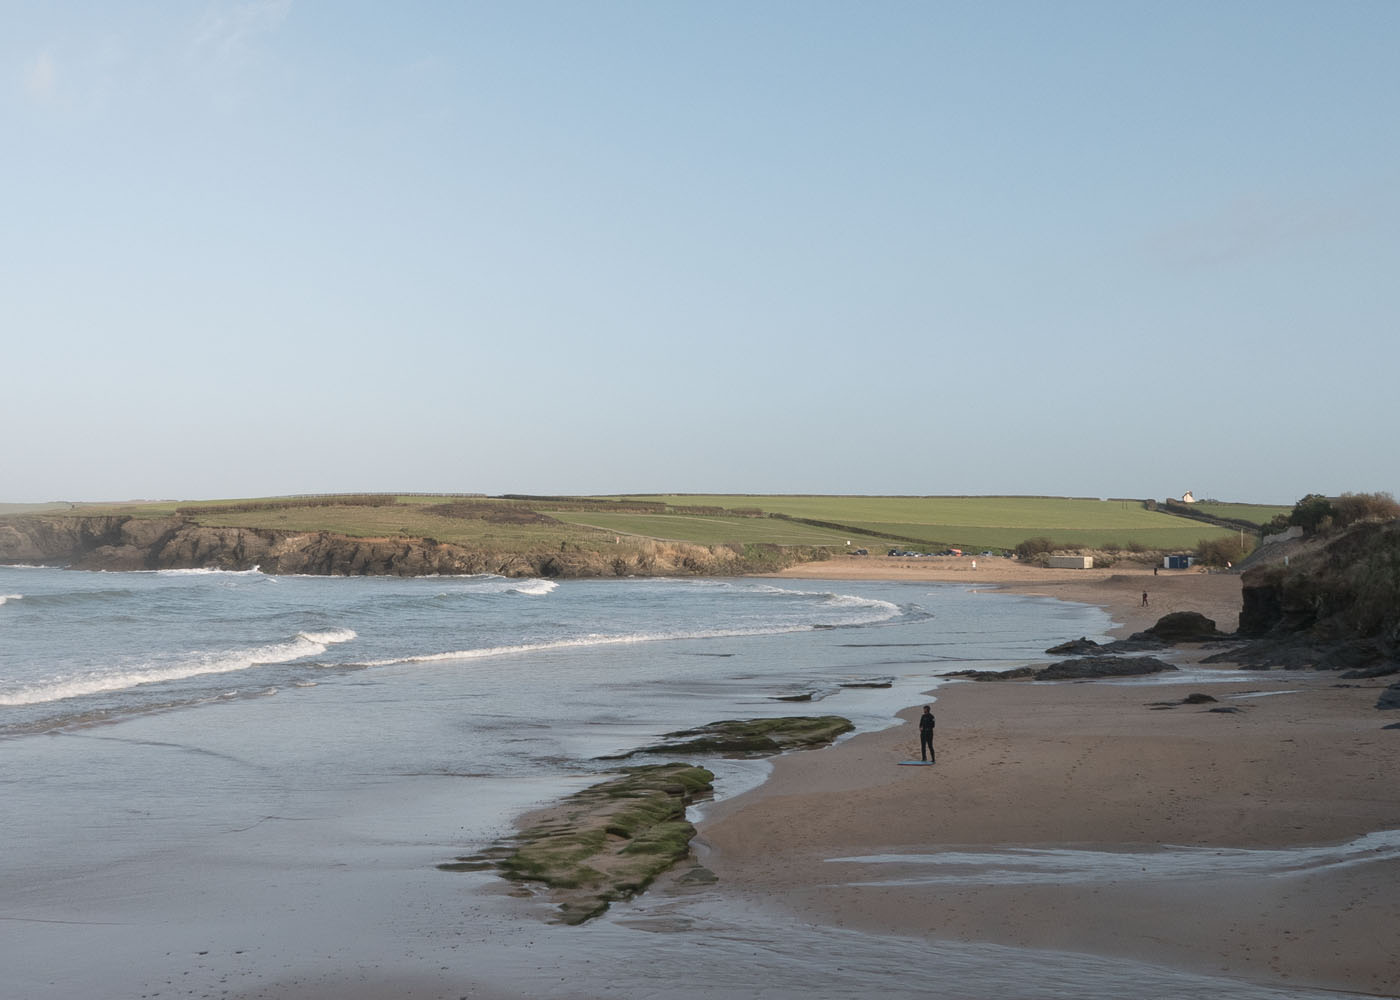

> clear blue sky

[{"left": 5, "top": 1, "right": 1397, "bottom": 505}]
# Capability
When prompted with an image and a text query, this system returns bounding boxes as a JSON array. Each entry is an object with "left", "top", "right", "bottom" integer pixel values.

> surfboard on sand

[{"left": 898, "top": 760, "right": 935, "bottom": 766}]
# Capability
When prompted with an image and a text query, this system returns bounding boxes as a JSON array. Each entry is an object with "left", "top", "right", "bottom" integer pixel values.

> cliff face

[
  {"left": 0, "top": 515, "right": 824, "bottom": 579},
  {"left": 1238, "top": 519, "right": 1400, "bottom": 657}
]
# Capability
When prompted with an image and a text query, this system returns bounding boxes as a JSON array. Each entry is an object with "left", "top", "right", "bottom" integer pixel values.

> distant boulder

[
  {"left": 948, "top": 658, "right": 1177, "bottom": 682},
  {"left": 943, "top": 666, "right": 1037, "bottom": 682},
  {"left": 1379, "top": 684, "right": 1400, "bottom": 711},
  {"left": 1046, "top": 637, "right": 1105, "bottom": 656},
  {"left": 1034, "top": 656, "right": 1179, "bottom": 680},
  {"left": 1132, "top": 612, "right": 1229, "bottom": 643}
]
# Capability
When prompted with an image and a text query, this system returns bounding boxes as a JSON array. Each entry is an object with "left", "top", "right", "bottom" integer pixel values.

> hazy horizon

[{"left": 6, "top": 3, "right": 1397, "bottom": 507}]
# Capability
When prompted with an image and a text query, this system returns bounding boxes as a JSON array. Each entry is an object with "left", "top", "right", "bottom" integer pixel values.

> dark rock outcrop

[
  {"left": 1379, "top": 684, "right": 1400, "bottom": 711},
  {"left": 1034, "top": 656, "right": 1179, "bottom": 680},
  {"left": 1200, "top": 519, "right": 1400, "bottom": 687},
  {"left": 1046, "top": 637, "right": 1106, "bottom": 656},
  {"left": 1133, "top": 611, "right": 1230, "bottom": 642},
  {"left": 944, "top": 666, "right": 1037, "bottom": 681},
  {"left": 602, "top": 716, "right": 854, "bottom": 760},
  {"left": 947, "top": 657, "right": 1176, "bottom": 682},
  {"left": 1239, "top": 519, "right": 1400, "bottom": 651},
  {"left": 1201, "top": 637, "right": 1396, "bottom": 674}
]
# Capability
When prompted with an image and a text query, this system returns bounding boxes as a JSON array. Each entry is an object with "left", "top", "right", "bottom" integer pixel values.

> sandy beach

[{"left": 700, "top": 557, "right": 1400, "bottom": 995}]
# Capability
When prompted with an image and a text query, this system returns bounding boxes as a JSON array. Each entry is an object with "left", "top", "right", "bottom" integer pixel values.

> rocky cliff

[
  {"left": 0, "top": 515, "right": 824, "bottom": 579},
  {"left": 1226, "top": 518, "right": 1400, "bottom": 683},
  {"left": 1239, "top": 519, "right": 1400, "bottom": 645}
]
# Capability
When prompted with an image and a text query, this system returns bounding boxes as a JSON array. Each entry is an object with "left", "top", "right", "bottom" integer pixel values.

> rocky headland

[
  {"left": 0, "top": 514, "right": 825, "bottom": 579},
  {"left": 1221, "top": 518, "right": 1400, "bottom": 710}
]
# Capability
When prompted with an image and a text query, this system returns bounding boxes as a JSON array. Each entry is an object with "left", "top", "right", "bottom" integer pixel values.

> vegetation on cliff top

[{"left": 35, "top": 492, "right": 1270, "bottom": 553}]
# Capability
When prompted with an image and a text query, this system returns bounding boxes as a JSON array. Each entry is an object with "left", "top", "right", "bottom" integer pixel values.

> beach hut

[{"left": 1164, "top": 554, "right": 1193, "bottom": 570}]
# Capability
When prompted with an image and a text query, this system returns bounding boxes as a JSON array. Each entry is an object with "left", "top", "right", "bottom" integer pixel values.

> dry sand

[{"left": 700, "top": 557, "right": 1400, "bottom": 995}]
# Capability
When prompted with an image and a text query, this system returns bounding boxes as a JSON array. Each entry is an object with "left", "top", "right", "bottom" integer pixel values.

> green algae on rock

[
  {"left": 443, "top": 763, "right": 714, "bottom": 925},
  {"left": 606, "top": 715, "right": 854, "bottom": 759}
]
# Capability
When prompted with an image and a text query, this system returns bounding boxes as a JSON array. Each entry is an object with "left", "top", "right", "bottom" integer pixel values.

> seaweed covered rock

[
  {"left": 609, "top": 716, "right": 854, "bottom": 759},
  {"left": 446, "top": 763, "right": 715, "bottom": 925}
]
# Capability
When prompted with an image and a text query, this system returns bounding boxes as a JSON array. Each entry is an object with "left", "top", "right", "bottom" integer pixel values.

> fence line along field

[
  {"left": 576, "top": 495, "right": 1251, "bottom": 552},
  {"left": 40, "top": 493, "right": 1271, "bottom": 556}
]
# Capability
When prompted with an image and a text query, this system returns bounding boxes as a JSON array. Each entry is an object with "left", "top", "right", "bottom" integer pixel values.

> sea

[{"left": 0, "top": 566, "right": 1359, "bottom": 999}]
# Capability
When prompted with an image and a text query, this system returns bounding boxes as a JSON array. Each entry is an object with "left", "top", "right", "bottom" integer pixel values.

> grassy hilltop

[{"left": 41, "top": 493, "right": 1275, "bottom": 559}]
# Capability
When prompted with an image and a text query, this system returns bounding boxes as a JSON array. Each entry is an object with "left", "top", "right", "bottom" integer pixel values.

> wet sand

[{"left": 705, "top": 558, "right": 1400, "bottom": 995}]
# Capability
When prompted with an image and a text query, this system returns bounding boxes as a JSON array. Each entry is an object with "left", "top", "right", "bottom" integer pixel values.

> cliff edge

[{"left": 0, "top": 514, "right": 824, "bottom": 579}]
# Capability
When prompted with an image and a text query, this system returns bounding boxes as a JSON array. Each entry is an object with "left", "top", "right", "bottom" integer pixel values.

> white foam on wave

[
  {"left": 357, "top": 622, "right": 815, "bottom": 668},
  {"left": 0, "top": 593, "right": 22, "bottom": 606},
  {"left": 296, "top": 628, "right": 358, "bottom": 645},
  {"left": 436, "top": 576, "right": 559, "bottom": 598},
  {"left": 752, "top": 583, "right": 900, "bottom": 621},
  {"left": 0, "top": 628, "right": 357, "bottom": 707},
  {"left": 154, "top": 566, "right": 264, "bottom": 576}
]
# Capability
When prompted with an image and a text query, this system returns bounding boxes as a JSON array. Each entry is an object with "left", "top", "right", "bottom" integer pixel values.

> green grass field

[
  {"left": 537, "top": 510, "right": 890, "bottom": 547},
  {"left": 1186, "top": 501, "right": 1291, "bottom": 526},
  {"left": 47, "top": 492, "right": 1261, "bottom": 554},
  {"left": 587, "top": 495, "right": 1242, "bottom": 551}
]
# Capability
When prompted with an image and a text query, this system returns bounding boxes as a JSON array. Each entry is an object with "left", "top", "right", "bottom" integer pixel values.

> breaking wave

[
  {"left": 356, "top": 623, "right": 817, "bottom": 668},
  {"left": 0, "top": 628, "right": 357, "bottom": 707}
]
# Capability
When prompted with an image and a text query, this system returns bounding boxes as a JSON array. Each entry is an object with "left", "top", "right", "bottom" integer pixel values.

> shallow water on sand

[{"left": 0, "top": 569, "right": 1369, "bottom": 998}]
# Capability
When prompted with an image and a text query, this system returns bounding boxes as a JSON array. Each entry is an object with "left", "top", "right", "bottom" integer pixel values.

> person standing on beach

[
  {"left": 1142, "top": 591, "right": 1149, "bottom": 607},
  {"left": 918, "top": 705, "right": 936, "bottom": 763}
]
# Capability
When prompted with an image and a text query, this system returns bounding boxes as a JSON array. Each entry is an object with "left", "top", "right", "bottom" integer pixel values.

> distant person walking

[
  {"left": 918, "top": 705, "right": 936, "bottom": 763},
  {"left": 1141, "top": 591, "right": 1149, "bottom": 607}
]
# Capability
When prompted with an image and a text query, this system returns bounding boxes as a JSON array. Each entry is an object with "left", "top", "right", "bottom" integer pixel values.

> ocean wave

[
  {"left": 154, "top": 566, "right": 264, "bottom": 576},
  {"left": 296, "top": 628, "right": 358, "bottom": 645},
  {"left": 0, "top": 629, "right": 357, "bottom": 707},
  {"left": 7, "top": 588, "right": 136, "bottom": 607},
  {"left": 753, "top": 583, "right": 899, "bottom": 611},
  {"left": 0, "top": 593, "right": 21, "bottom": 606},
  {"left": 433, "top": 576, "right": 559, "bottom": 599},
  {"left": 354, "top": 623, "right": 820, "bottom": 668}
]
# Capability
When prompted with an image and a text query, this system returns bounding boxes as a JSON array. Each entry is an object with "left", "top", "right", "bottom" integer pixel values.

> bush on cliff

[{"left": 1197, "top": 534, "right": 1255, "bottom": 567}]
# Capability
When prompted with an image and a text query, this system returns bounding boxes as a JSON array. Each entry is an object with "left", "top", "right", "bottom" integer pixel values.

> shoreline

[{"left": 698, "top": 558, "right": 1400, "bottom": 995}]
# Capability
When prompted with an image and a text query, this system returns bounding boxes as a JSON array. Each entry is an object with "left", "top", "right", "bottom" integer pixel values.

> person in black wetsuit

[{"left": 918, "top": 705, "right": 935, "bottom": 762}]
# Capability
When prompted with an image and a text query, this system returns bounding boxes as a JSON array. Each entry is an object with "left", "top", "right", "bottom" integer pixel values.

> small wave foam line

[
  {"left": 0, "top": 593, "right": 22, "bottom": 605},
  {"left": 829, "top": 829, "right": 1400, "bottom": 886},
  {"left": 752, "top": 584, "right": 902, "bottom": 622},
  {"left": 153, "top": 566, "right": 264, "bottom": 576},
  {"left": 435, "top": 577, "right": 559, "bottom": 598},
  {"left": 0, "top": 629, "right": 357, "bottom": 707},
  {"left": 355, "top": 623, "right": 826, "bottom": 668}
]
